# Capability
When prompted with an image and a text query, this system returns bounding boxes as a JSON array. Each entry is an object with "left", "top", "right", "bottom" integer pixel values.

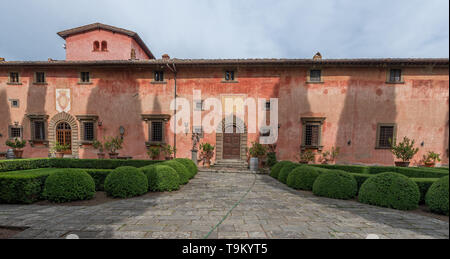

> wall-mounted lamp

[
  {"left": 347, "top": 140, "right": 352, "bottom": 146},
  {"left": 98, "top": 121, "right": 103, "bottom": 127},
  {"left": 119, "top": 126, "right": 125, "bottom": 140},
  {"left": 421, "top": 141, "right": 425, "bottom": 147}
]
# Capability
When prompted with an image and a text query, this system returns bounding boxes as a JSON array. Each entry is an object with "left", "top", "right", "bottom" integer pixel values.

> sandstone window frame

[
  {"left": 27, "top": 114, "right": 49, "bottom": 146},
  {"left": 78, "top": 71, "right": 92, "bottom": 84},
  {"left": 142, "top": 114, "right": 171, "bottom": 147},
  {"left": 34, "top": 71, "right": 47, "bottom": 84},
  {"left": 301, "top": 117, "right": 325, "bottom": 151},
  {"left": 10, "top": 99, "right": 19, "bottom": 108},
  {"left": 386, "top": 68, "right": 405, "bottom": 84},
  {"left": 76, "top": 115, "right": 99, "bottom": 144},
  {"left": 7, "top": 71, "right": 21, "bottom": 85},
  {"left": 306, "top": 68, "right": 324, "bottom": 84},
  {"left": 375, "top": 123, "right": 397, "bottom": 149},
  {"left": 8, "top": 124, "right": 23, "bottom": 140},
  {"left": 222, "top": 68, "right": 239, "bottom": 83}
]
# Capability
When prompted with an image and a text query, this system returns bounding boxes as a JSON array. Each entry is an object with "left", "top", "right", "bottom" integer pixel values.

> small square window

[
  {"left": 154, "top": 71, "right": 164, "bottom": 82},
  {"left": 310, "top": 70, "right": 322, "bottom": 82},
  {"left": 194, "top": 100, "right": 204, "bottom": 111},
  {"left": 9, "top": 126, "right": 22, "bottom": 139},
  {"left": 225, "top": 71, "right": 235, "bottom": 81},
  {"left": 389, "top": 69, "right": 402, "bottom": 83},
  {"left": 260, "top": 128, "right": 271, "bottom": 137},
  {"left": 9, "top": 72, "right": 19, "bottom": 83},
  {"left": 10, "top": 99, "right": 19, "bottom": 108},
  {"left": 35, "top": 72, "right": 46, "bottom": 83},
  {"left": 80, "top": 72, "right": 90, "bottom": 83},
  {"left": 193, "top": 126, "right": 204, "bottom": 138}
]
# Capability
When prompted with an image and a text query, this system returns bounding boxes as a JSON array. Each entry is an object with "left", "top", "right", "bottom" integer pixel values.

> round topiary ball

[
  {"left": 425, "top": 176, "right": 449, "bottom": 216},
  {"left": 160, "top": 160, "right": 190, "bottom": 185},
  {"left": 287, "top": 166, "right": 321, "bottom": 191},
  {"left": 174, "top": 158, "right": 198, "bottom": 179},
  {"left": 141, "top": 165, "right": 180, "bottom": 192},
  {"left": 359, "top": 172, "right": 420, "bottom": 210},
  {"left": 104, "top": 166, "right": 148, "bottom": 198},
  {"left": 270, "top": 161, "right": 292, "bottom": 179},
  {"left": 43, "top": 169, "right": 95, "bottom": 203},
  {"left": 278, "top": 163, "right": 301, "bottom": 184},
  {"left": 313, "top": 170, "right": 358, "bottom": 200}
]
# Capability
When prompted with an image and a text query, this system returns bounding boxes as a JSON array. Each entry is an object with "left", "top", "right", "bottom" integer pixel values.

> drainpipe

[{"left": 165, "top": 55, "right": 177, "bottom": 158}]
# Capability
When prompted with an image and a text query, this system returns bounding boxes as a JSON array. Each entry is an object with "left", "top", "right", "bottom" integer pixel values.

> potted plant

[
  {"left": 147, "top": 145, "right": 161, "bottom": 160},
  {"left": 92, "top": 139, "right": 106, "bottom": 159},
  {"left": 199, "top": 142, "right": 215, "bottom": 168},
  {"left": 104, "top": 136, "right": 123, "bottom": 159},
  {"left": 248, "top": 141, "right": 267, "bottom": 170},
  {"left": 390, "top": 137, "right": 419, "bottom": 167},
  {"left": 298, "top": 150, "right": 316, "bottom": 164},
  {"left": 162, "top": 145, "right": 176, "bottom": 160},
  {"left": 5, "top": 138, "right": 27, "bottom": 159},
  {"left": 422, "top": 151, "right": 441, "bottom": 168},
  {"left": 320, "top": 146, "right": 340, "bottom": 164},
  {"left": 51, "top": 141, "right": 70, "bottom": 158}
]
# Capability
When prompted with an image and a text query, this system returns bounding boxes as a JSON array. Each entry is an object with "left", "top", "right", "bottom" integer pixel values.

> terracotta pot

[
  {"left": 109, "top": 153, "right": 119, "bottom": 159},
  {"left": 97, "top": 152, "right": 106, "bottom": 159},
  {"left": 424, "top": 162, "right": 435, "bottom": 168},
  {"left": 55, "top": 152, "right": 65, "bottom": 158},
  {"left": 395, "top": 161, "right": 410, "bottom": 167},
  {"left": 13, "top": 149, "right": 24, "bottom": 159},
  {"left": 204, "top": 160, "right": 211, "bottom": 168}
]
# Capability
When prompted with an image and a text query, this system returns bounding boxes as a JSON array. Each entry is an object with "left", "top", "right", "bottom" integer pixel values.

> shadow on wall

[
  {"left": 0, "top": 87, "right": 11, "bottom": 150},
  {"left": 335, "top": 68, "right": 397, "bottom": 165},
  {"left": 444, "top": 101, "right": 449, "bottom": 165},
  {"left": 85, "top": 68, "right": 147, "bottom": 159}
]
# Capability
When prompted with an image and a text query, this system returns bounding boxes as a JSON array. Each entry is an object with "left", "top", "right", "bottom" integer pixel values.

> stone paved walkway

[{"left": 1, "top": 172, "right": 448, "bottom": 239}]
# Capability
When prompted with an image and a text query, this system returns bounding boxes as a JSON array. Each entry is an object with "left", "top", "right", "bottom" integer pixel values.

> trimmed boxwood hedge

[
  {"left": 42, "top": 169, "right": 95, "bottom": 203},
  {"left": 411, "top": 178, "right": 439, "bottom": 204},
  {"left": 270, "top": 161, "right": 292, "bottom": 179},
  {"left": 368, "top": 166, "right": 448, "bottom": 178},
  {"left": 104, "top": 166, "right": 148, "bottom": 198},
  {"left": 359, "top": 172, "right": 420, "bottom": 210},
  {"left": 425, "top": 176, "right": 449, "bottom": 216},
  {"left": 312, "top": 164, "right": 369, "bottom": 174},
  {"left": 85, "top": 169, "right": 113, "bottom": 191},
  {"left": 278, "top": 163, "right": 301, "bottom": 184},
  {"left": 0, "top": 169, "right": 50, "bottom": 204},
  {"left": 312, "top": 170, "right": 358, "bottom": 200},
  {"left": 160, "top": 160, "right": 190, "bottom": 185},
  {"left": 141, "top": 165, "right": 180, "bottom": 192},
  {"left": 350, "top": 173, "right": 373, "bottom": 191},
  {"left": 287, "top": 166, "right": 321, "bottom": 191},
  {"left": 0, "top": 159, "right": 52, "bottom": 173},
  {"left": 173, "top": 158, "right": 197, "bottom": 179}
]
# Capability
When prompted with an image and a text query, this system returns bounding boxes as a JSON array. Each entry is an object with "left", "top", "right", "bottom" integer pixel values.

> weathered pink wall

[
  {"left": 0, "top": 65, "right": 448, "bottom": 166},
  {"left": 65, "top": 29, "right": 150, "bottom": 61}
]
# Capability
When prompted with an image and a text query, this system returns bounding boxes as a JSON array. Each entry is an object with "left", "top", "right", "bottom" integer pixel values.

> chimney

[
  {"left": 162, "top": 54, "right": 170, "bottom": 60},
  {"left": 313, "top": 52, "right": 322, "bottom": 60},
  {"left": 0, "top": 57, "right": 5, "bottom": 62},
  {"left": 48, "top": 58, "right": 54, "bottom": 62}
]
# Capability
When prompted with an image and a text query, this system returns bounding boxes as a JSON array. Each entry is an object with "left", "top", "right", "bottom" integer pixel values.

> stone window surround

[
  {"left": 78, "top": 71, "right": 92, "bottom": 84},
  {"left": 7, "top": 71, "right": 22, "bottom": 85},
  {"left": 9, "top": 99, "right": 19, "bottom": 108},
  {"left": 386, "top": 67, "right": 405, "bottom": 84},
  {"left": 306, "top": 68, "right": 324, "bottom": 84},
  {"left": 33, "top": 71, "right": 47, "bottom": 85},
  {"left": 375, "top": 123, "right": 397, "bottom": 149},
  {"left": 8, "top": 124, "right": 23, "bottom": 140},
  {"left": 26, "top": 114, "right": 49, "bottom": 147},
  {"left": 151, "top": 70, "right": 167, "bottom": 84},
  {"left": 76, "top": 115, "right": 99, "bottom": 145},
  {"left": 142, "top": 114, "right": 171, "bottom": 147},
  {"left": 221, "top": 68, "right": 239, "bottom": 83},
  {"left": 301, "top": 117, "right": 325, "bottom": 151}
]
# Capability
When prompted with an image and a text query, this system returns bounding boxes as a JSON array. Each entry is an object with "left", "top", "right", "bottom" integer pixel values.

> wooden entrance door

[
  {"left": 223, "top": 126, "right": 241, "bottom": 159},
  {"left": 56, "top": 122, "right": 72, "bottom": 154}
]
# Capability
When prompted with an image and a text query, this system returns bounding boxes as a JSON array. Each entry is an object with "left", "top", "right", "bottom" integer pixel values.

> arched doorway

[
  {"left": 56, "top": 122, "right": 72, "bottom": 154},
  {"left": 216, "top": 115, "right": 248, "bottom": 161}
]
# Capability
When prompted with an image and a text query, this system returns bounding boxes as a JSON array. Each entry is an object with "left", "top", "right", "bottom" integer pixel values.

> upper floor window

[
  {"left": 80, "top": 72, "right": 90, "bottom": 83},
  {"left": 9, "top": 72, "right": 20, "bottom": 84},
  {"left": 35, "top": 72, "right": 46, "bottom": 83},
  {"left": 389, "top": 69, "right": 402, "bottom": 83},
  {"left": 93, "top": 41, "right": 100, "bottom": 51},
  {"left": 101, "top": 41, "right": 107, "bottom": 51},
  {"left": 154, "top": 71, "right": 164, "bottom": 82},
  {"left": 309, "top": 69, "right": 322, "bottom": 82},
  {"left": 224, "top": 70, "right": 235, "bottom": 81}
]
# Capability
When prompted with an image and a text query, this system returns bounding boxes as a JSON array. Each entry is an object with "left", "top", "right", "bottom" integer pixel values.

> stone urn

[
  {"left": 55, "top": 152, "right": 65, "bottom": 158},
  {"left": 13, "top": 149, "right": 24, "bottom": 159},
  {"left": 109, "top": 152, "right": 119, "bottom": 159},
  {"left": 97, "top": 152, "right": 106, "bottom": 159}
]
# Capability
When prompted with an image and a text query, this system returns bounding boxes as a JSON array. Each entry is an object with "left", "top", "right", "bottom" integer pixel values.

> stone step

[{"left": 198, "top": 168, "right": 266, "bottom": 175}]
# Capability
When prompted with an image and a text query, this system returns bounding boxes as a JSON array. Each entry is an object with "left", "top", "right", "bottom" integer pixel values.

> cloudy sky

[{"left": 0, "top": 0, "right": 448, "bottom": 60}]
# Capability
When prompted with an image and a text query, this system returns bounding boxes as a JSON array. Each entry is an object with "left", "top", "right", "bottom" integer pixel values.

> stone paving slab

[{"left": 1, "top": 172, "right": 448, "bottom": 239}]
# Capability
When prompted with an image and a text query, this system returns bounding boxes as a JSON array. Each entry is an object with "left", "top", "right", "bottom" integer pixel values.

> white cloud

[{"left": 0, "top": 0, "right": 448, "bottom": 60}]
